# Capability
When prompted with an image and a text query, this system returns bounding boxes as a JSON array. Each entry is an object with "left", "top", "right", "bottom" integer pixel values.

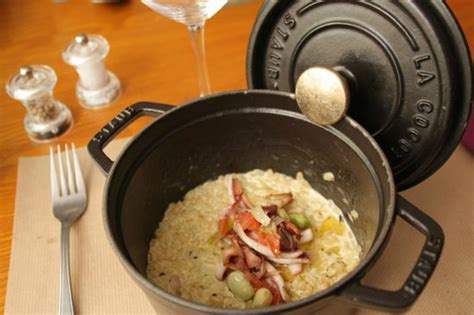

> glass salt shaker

[
  {"left": 5, "top": 65, "right": 73, "bottom": 142},
  {"left": 62, "top": 34, "right": 121, "bottom": 108}
]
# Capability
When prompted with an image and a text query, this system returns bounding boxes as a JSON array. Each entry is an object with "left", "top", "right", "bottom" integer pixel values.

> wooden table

[{"left": 0, "top": 0, "right": 472, "bottom": 312}]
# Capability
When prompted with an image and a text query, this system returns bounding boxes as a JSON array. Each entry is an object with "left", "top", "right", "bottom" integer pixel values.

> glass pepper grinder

[
  {"left": 5, "top": 65, "right": 73, "bottom": 142},
  {"left": 62, "top": 34, "right": 121, "bottom": 108}
]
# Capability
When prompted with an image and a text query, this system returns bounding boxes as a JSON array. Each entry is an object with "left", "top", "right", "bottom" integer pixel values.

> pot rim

[{"left": 101, "top": 90, "right": 397, "bottom": 313}]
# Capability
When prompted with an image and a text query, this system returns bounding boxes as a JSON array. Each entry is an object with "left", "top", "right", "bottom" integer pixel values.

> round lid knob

[
  {"left": 5, "top": 65, "right": 57, "bottom": 101},
  {"left": 62, "top": 34, "right": 109, "bottom": 67},
  {"left": 295, "top": 67, "right": 350, "bottom": 125}
]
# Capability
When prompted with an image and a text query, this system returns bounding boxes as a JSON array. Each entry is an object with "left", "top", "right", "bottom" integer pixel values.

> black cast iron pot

[{"left": 88, "top": 90, "right": 444, "bottom": 314}]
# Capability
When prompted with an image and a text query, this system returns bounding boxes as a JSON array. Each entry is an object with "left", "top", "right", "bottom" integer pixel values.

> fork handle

[{"left": 60, "top": 223, "right": 74, "bottom": 315}]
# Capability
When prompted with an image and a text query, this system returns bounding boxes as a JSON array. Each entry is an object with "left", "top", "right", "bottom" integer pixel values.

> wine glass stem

[{"left": 187, "top": 23, "right": 211, "bottom": 97}]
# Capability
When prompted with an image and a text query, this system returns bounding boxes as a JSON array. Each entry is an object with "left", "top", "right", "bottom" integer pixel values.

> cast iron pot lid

[{"left": 247, "top": 0, "right": 472, "bottom": 190}]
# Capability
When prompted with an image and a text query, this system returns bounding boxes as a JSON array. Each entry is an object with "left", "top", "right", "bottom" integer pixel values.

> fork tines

[{"left": 50, "top": 143, "right": 85, "bottom": 197}]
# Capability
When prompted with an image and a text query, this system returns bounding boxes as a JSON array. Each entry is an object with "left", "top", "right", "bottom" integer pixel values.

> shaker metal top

[
  {"left": 19, "top": 66, "right": 34, "bottom": 78},
  {"left": 295, "top": 67, "right": 349, "bottom": 126},
  {"left": 62, "top": 34, "right": 109, "bottom": 66},
  {"left": 6, "top": 65, "right": 57, "bottom": 101},
  {"left": 75, "top": 34, "right": 89, "bottom": 45}
]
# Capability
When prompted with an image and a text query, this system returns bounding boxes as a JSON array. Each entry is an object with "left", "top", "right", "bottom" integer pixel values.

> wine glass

[{"left": 142, "top": 0, "right": 228, "bottom": 97}]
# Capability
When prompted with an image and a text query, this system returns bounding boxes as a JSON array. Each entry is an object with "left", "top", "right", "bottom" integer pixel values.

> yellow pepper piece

[
  {"left": 327, "top": 246, "right": 341, "bottom": 255},
  {"left": 318, "top": 216, "right": 345, "bottom": 235}
]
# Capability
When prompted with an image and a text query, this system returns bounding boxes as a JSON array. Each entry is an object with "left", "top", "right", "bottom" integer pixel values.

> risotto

[{"left": 147, "top": 169, "right": 361, "bottom": 308}]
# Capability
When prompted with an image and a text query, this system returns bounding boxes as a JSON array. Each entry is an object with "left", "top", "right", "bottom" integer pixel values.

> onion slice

[
  {"left": 272, "top": 216, "right": 285, "bottom": 227},
  {"left": 215, "top": 262, "right": 227, "bottom": 280},
  {"left": 288, "top": 263, "right": 303, "bottom": 275},
  {"left": 219, "top": 205, "right": 231, "bottom": 218},
  {"left": 241, "top": 194, "right": 254, "bottom": 209},
  {"left": 251, "top": 206, "right": 271, "bottom": 226},
  {"left": 226, "top": 175, "right": 235, "bottom": 203},
  {"left": 266, "top": 256, "right": 309, "bottom": 265},
  {"left": 234, "top": 224, "right": 275, "bottom": 257},
  {"left": 265, "top": 192, "right": 293, "bottom": 207},
  {"left": 280, "top": 250, "right": 304, "bottom": 259},
  {"left": 265, "top": 262, "right": 289, "bottom": 302},
  {"left": 300, "top": 228, "right": 313, "bottom": 244}
]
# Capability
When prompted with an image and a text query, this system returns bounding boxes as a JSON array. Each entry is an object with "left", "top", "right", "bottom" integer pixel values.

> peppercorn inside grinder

[
  {"left": 62, "top": 34, "right": 121, "bottom": 109},
  {"left": 5, "top": 65, "right": 73, "bottom": 142}
]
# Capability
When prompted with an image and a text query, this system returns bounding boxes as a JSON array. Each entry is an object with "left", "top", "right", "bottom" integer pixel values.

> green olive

[
  {"left": 226, "top": 271, "right": 255, "bottom": 301},
  {"left": 289, "top": 213, "right": 311, "bottom": 229},
  {"left": 251, "top": 287, "right": 273, "bottom": 308}
]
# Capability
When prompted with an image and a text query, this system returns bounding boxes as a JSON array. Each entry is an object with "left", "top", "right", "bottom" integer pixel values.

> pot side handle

[
  {"left": 87, "top": 102, "right": 174, "bottom": 175},
  {"left": 339, "top": 195, "right": 444, "bottom": 312}
]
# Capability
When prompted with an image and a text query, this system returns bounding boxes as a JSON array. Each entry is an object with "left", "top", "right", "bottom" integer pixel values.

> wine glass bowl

[
  {"left": 142, "top": 0, "right": 227, "bottom": 26},
  {"left": 142, "top": 0, "right": 228, "bottom": 97}
]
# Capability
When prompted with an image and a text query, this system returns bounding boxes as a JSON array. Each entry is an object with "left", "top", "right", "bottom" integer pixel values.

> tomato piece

[
  {"left": 265, "top": 233, "right": 281, "bottom": 256},
  {"left": 256, "top": 231, "right": 281, "bottom": 256},
  {"left": 235, "top": 212, "right": 260, "bottom": 231},
  {"left": 218, "top": 217, "right": 230, "bottom": 236}
]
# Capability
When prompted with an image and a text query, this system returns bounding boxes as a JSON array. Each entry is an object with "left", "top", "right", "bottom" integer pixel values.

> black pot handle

[
  {"left": 87, "top": 101, "right": 174, "bottom": 175},
  {"left": 339, "top": 195, "right": 444, "bottom": 312}
]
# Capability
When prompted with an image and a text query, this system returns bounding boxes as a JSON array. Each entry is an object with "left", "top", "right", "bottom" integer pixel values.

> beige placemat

[{"left": 5, "top": 139, "right": 474, "bottom": 314}]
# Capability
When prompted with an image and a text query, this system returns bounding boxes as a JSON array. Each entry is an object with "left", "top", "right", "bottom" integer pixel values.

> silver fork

[{"left": 50, "top": 144, "right": 87, "bottom": 315}]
